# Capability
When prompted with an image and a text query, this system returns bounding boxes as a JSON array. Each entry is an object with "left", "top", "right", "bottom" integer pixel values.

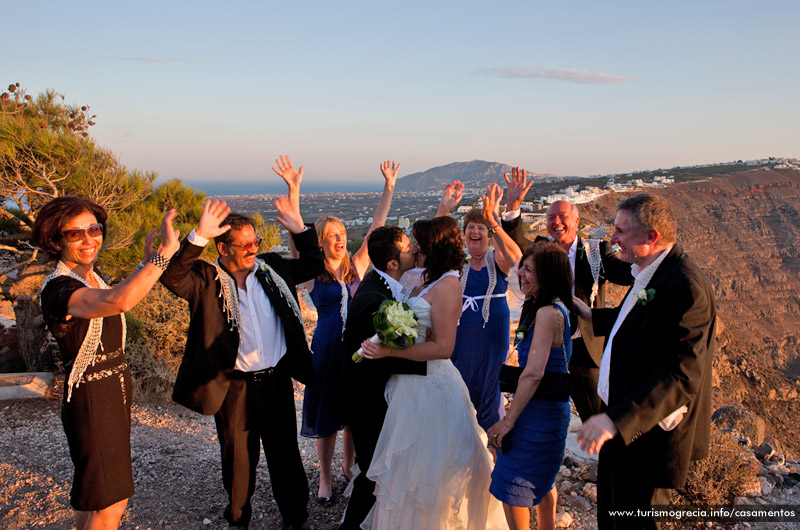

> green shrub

[{"left": 125, "top": 284, "right": 188, "bottom": 400}]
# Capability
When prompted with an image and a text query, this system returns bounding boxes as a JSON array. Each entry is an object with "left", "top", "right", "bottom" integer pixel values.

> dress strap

[
  {"left": 552, "top": 299, "right": 570, "bottom": 371},
  {"left": 415, "top": 270, "right": 460, "bottom": 299}
]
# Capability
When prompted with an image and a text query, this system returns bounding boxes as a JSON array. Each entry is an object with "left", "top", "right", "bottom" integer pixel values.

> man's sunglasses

[
  {"left": 227, "top": 236, "right": 263, "bottom": 251},
  {"left": 59, "top": 223, "right": 104, "bottom": 243}
]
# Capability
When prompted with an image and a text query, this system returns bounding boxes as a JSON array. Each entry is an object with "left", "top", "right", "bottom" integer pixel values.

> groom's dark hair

[{"left": 367, "top": 226, "right": 405, "bottom": 272}]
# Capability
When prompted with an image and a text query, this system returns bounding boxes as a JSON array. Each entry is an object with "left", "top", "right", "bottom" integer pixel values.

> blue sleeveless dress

[
  {"left": 300, "top": 277, "right": 359, "bottom": 438},
  {"left": 490, "top": 303, "right": 572, "bottom": 507},
  {"left": 450, "top": 263, "right": 509, "bottom": 431}
]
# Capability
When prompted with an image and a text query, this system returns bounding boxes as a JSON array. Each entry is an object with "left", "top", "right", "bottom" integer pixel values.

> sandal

[
  {"left": 341, "top": 464, "right": 354, "bottom": 481},
  {"left": 316, "top": 494, "right": 335, "bottom": 506}
]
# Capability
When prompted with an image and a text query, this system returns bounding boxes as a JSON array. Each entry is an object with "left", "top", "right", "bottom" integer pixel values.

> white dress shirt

[{"left": 187, "top": 230, "right": 287, "bottom": 372}]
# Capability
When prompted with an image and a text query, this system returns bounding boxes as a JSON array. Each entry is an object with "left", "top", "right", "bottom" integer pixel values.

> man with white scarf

[
  {"left": 574, "top": 193, "right": 716, "bottom": 530},
  {"left": 161, "top": 157, "right": 323, "bottom": 530}
]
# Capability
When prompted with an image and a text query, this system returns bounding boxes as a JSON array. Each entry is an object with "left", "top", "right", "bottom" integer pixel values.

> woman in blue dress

[
  {"left": 436, "top": 182, "right": 522, "bottom": 431},
  {"left": 487, "top": 241, "right": 574, "bottom": 530},
  {"left": 296, "top": 161, "right": 399, "bottom": 503}
]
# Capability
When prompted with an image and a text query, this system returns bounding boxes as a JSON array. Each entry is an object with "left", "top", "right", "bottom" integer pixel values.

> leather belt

[{"left": 232, "top": 367, "right": 277, "bottom": 382}]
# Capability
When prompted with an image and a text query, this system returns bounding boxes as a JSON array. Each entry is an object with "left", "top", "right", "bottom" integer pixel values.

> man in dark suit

[
  {"left": 161, "top": 165, "right": 322, "bottom": 529},
  {"left": 501, "top": 167, "right": 633, "bottom": 421},
  {"left": 576, "top": 193, "right": 716, "bottom": 529},
  {"left": 338, "top": 226, "right": 426, "bottom": 530}
]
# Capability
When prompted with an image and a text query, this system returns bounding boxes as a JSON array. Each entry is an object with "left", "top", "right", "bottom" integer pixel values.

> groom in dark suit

[
  {"left": 161, "top": 190, "right": 322, "bottom": 529},
  {"left": 338, "top": 225, "right": 426, "bottom": 530},
  {"left": 576, "top": 193, "right": 716, "bottom": 529},
  {"left": 501, "top": 177, "right": 633, "bottom": 421}
]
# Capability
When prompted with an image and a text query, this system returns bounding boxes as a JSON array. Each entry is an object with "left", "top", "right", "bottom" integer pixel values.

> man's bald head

[{"left": 546, "top": 200, "right": 579, "bottom": 248}]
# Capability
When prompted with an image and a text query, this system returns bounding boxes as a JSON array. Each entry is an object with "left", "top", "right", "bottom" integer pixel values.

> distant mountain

[{"left": 396, "top": 160, "right": 563, "bottom": 192}]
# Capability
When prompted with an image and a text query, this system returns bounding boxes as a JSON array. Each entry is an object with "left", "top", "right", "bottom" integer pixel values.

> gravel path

[
  {"left": 3, "top": 389, "right": 799, "bottom": 529},
  {"left": 0, "top": 386, "right": 349, "bottom": 530}
]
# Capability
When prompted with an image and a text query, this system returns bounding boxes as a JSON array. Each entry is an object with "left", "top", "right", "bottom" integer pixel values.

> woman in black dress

[{"left": 34, "top": 196, "right": 179, "bottom": 530}]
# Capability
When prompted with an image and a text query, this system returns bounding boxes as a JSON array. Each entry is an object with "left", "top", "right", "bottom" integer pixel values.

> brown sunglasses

[{"left": 59, "top": 223, "right": 104, "bottom": 243}]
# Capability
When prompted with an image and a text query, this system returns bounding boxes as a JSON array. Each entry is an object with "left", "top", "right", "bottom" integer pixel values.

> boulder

[
  {"left": 754, "top": 442, "right": 775, "bottom": 460},
  {"left": 564, "top": 495, "right": 592, "bottom": 512},
  {"left": 582, "top": 482, "right": 597, "bottom": 502},
  {"left": 770, "top": 453, "right": 786, "bottom": 466},
  {"left": 712, "top": 406, "right": 766, "bottom": 446},
  {"left": 555, "top": 512, "right": 573, "bottom": 528},
  {"left": 758, "top": 476, "right": 774, "bottom": 496}
]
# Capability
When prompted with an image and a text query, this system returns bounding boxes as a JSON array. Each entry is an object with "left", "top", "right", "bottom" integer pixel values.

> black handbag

[
  {"left": 498, "top": 365, "right": 569, "bottom": 402},
  {"left": 500, "top": 303, "right": 570, "bottom": 401}
]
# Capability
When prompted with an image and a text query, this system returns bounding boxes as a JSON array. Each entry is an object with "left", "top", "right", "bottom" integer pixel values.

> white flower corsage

[{"left": 637, "top": 288, "right": 655, "bottom": 306}]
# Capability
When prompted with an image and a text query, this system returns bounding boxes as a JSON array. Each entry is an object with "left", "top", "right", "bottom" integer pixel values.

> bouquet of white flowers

[{"left": 352, "top": 299, "right": 419, "bottom": 363}]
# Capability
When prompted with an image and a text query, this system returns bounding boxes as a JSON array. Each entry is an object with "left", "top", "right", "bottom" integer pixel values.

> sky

[{"left": 4, "top": 0, "right": 800, "bottom": 188}]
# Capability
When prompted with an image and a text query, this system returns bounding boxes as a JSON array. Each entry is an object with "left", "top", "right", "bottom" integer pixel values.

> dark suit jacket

[
  {"left": 502, "top": 215, "right": 633, "bottom": 366},
  {"left": 340, "top": 270, "right": 427, "bottom": 425},
  {"left": 160, "top": 227, "right": 324, "bottom": 415},
  {"left": 592, "top": 244, "right": 716, "bottom": 488}
]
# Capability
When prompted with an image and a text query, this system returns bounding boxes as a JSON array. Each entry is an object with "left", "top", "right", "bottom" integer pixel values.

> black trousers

[
  {"left": 597, "top": 436, "right": 672, "bottom": 530},
  {"left": 214, "top": 374, "right": 309, "bottom": 527},
  {"left": 339, "top": 406, "right": 387, "bottom": 529}
]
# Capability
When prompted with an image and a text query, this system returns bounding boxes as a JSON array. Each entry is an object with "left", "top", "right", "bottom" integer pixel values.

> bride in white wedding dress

[{"left": 359, "top": 216, "right": 507, "bottom": 530}]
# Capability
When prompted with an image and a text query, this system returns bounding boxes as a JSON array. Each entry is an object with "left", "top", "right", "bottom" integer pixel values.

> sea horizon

[{"left": 164, "top": 178, "right": 384, "bottom": 196}]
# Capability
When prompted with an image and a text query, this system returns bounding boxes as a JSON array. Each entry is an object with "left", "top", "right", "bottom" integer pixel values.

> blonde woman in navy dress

[{"left": 293, "top": 160, "right": 400, "bottom": 504}]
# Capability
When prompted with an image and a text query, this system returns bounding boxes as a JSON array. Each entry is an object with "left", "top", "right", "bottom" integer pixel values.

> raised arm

[
  {"left": 160, "top": 200, "right": 231, "bottom": 301},
  {"left": 436, "top": 181, "right": 464, "bottom": 217},
  {"left": 67, "top": 209, "right": 181, "bottom": 319},
  {"left": 504, "top": 166, "right": 533, "bottom": 213},
  {"left": 351, "top": 160, "right": 398, "bottom": 278},
  {"left": 482, "top": 183, "right": 521, "bottom": 275},
  {"left": 272, "top": 154, "right": 303, "bottom": 212}
]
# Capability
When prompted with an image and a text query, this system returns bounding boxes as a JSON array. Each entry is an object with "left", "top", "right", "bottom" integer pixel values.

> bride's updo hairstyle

[
  {"left": 519, "top": 241, "right": 575, "bottom": 324},
  {"left": 412, "top": 216, "right": 465, "bottom": 285}
]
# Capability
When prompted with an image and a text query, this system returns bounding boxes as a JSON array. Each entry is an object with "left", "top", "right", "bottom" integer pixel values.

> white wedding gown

[{"left": 362, "top": 273, "right": 507, "bottom": 530}]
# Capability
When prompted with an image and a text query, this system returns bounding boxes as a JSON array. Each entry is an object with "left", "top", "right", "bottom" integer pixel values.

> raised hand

[
  {"left": 274, "top": 195, "right": 304, "bottom": 234},
  {"left": 159, "top": 209, "right": 180, "bottom": 259},
  {"left": 143, "top": 227, "right": 159, "bottom": 262},
  {"left": 482, "top": 182, "right": 503, "bottom": 225},
  {"left": 272, "top": 155, "right": 303, "bottom": 208},
  {"left": 437, "top": 181, "right": 464, "bottom": 216},
  {"left": 379, "top": 160, "right": 401, "bottom": 187},
  {"left": 142, "top": 209, "right": 180, "bottom": 261},
  {"left": 504, "top": 166, "right": 533, "bottom": 212},
  {"left": 196, "top": 200, "right": 231, "bottom": 240}
]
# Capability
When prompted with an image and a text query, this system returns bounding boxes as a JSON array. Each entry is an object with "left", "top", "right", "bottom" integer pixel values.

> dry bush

[
  {"left": 678, "top": 423, "right": 760, "bottom": 505},
  {"left": 125, "top": 284, "right": 188, "bottom": 400}
]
